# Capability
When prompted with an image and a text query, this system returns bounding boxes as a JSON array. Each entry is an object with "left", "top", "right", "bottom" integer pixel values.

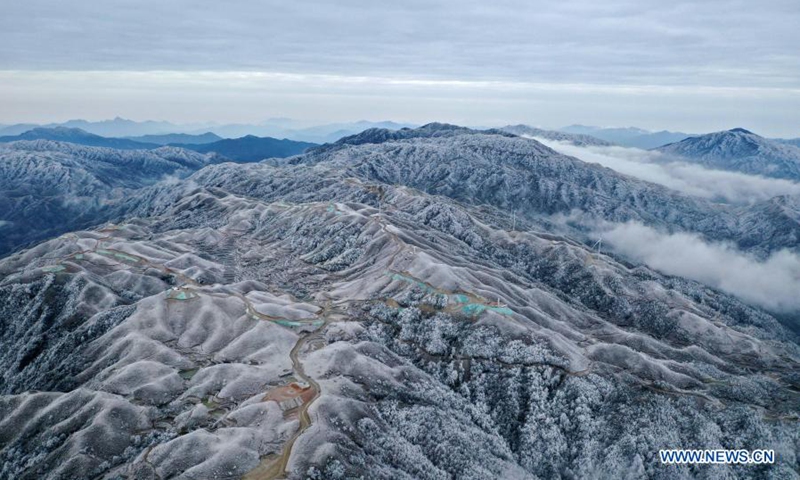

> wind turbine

[{"left": 592, "top": 237, "right": 602, "bottom": 254}]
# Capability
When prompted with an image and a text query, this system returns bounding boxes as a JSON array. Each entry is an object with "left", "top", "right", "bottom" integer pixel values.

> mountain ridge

[
  {"left": 175, "top": 135, "right": 317, "bottom": 162},
  {"left": 0, "top": 140, "right": 216, "bottom": 256},
  {"left": 0, "top": 118, "right": 418, "bottom": 143},
  {"left": 0, "top": 127, "right": 159, "bottom": 150},
  {"left": 501, "top": 124, "right": 613, "bottom": 147},
  {"left": 559, "top": 124, "right": 694, "bottom": 149},
  {"left": 656, "top": 128, "right": 800, "bottom": 180},
  {"left": 124, "top": 132, "right": 223, "bottom": 145}
]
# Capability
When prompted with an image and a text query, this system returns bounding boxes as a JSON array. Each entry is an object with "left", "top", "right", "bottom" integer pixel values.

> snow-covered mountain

[
  {"left": 0, "top": 140, "right": 216, "bottom": 257},
  {"left": 272, "top": 124, "right": 800, "bottom": 257},
  {"left": 0, "top": 127, "right": 159, "bottom": 150},
  {"left": 0, "top": 128, "right": 315, "bottom": 163},
  {"left": 174, "top": 135, "right": 316, "bottom": 162},
  {"left": 656, "top": 128, "right": 800, "bottom": 181},
  {"left": 0, "top": 125, "right": 798, "bottom": 479},
  {"left": 776, "top": 138, "right": 800, "bottom": 148}
]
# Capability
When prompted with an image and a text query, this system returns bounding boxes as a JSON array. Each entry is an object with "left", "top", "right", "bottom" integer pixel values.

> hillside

[
  {"left": 501, "top": 125, "right": 613, "bottom": 147},
  {"left": 176, "top": 135, "right": 317, "bottom": 162},
  {"left": 656, "top": 128, "right": 800, "bottom": 180},
  {"left": 0, "top": 127, "right": 158, "bottom": 150},
  {"left": 0, "top": 140, "right": 214, "bottom": 256}
]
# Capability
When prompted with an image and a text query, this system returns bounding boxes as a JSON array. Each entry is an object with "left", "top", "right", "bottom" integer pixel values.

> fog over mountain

[
  {"left": 599, "top": 221, "right": 800, "bottom": 313},
  {"left": 534, "top": 138, "right": 800, "bottom": 204},
  {"left": 501, "top": 125, "right": 613, "bottom": 147}
]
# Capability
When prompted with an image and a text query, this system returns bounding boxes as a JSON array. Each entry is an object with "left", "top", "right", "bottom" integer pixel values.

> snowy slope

[
  {"left": 501, "top": 124, "right": 614, "bottom": 147},
  {"left": 0, "top": 127, "right": 160, "bottom": 150},
  {"left": 656, "top": 128, "right": 800, "bottom": 180},
  {"left": 0, "top": 140, "right": 215, "bottom": 256},
  {"left": 1, "top": 124, "right": 798, "bottom": 479}
]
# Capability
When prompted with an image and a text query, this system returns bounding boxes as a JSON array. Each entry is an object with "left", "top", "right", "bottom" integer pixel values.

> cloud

[
  {"left": 0, "top": 2, "right": 798, "bottom": 134},
  {"left": 599, "top": 221, "right": 800, "bottom": 312},
  {"left": 1, "top": 1, "right": 798, "bottom": 90},
  {"left": 2, "top": 71, "right": 799, "bottom": 137},
  {"left": 535, "top": 139, "right": 800, "bottom": 204}
]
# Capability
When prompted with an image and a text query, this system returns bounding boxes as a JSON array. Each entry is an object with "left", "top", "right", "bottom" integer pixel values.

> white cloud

[
  {"left": 536, "top": 139, "right": 800, "bottom": 204},
  {"left": 599, "top": 221, "right": 800, "bottom": 312},
  {"left": 1, "top": 1, "right": 798, "bottom": 90},
  {"left": 1, "top": 1, "right": 799, "bottom": 135},
  {"left": 2, "top": 71, "right": 799, "bottom": 137}
]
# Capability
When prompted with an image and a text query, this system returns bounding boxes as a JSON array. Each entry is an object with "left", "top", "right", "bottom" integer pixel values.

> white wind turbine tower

[{"left": 593, "top": 237, "right": 602, "bottom": 254}]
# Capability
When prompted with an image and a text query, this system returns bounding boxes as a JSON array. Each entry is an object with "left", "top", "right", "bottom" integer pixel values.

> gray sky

[{"left": 1, "top": 0, "right": 799, "bottom": 135}]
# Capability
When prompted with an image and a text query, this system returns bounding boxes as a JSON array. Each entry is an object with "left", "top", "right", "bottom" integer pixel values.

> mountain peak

[
  {"left": 728, "top": 127, "right": 755, "bottom": 135},
  {"left": 655, "top": 128, "right": 800, "bottom": 180},
  {"left": 320, "top": 123, "right": 479, "bottom": 150}
]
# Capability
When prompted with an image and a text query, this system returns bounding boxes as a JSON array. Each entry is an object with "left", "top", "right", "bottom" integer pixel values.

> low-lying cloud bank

[
  {"left": 534, "top": 138, "right": 800, "bottom": 204},
  {"left": 600, "top": 221, "right": 800, "bottom": 313}
]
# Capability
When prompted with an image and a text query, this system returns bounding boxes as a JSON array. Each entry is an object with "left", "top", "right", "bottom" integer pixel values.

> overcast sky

[{"left": 1, "top": 0, "right": 798, "bottom": 135}]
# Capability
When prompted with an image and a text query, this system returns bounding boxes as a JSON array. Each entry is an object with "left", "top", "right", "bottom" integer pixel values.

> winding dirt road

[{"left": 54, "top": 230, "right": 328, "bottom": 480}]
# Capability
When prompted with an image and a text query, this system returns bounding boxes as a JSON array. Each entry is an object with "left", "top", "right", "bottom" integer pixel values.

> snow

[{"left": 1, "top": 125, "right": 798, "bottom": 479}]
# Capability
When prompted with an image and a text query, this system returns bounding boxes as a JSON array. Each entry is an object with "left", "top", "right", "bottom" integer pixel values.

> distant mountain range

[
  {"left": 211, "top": 120, "right": 418, "bottom": 143},
  {"left": 0, "top": 127, "right": 317, "bottom": 162},
  {"left": 0, "top": 117, "right": 181, "bottom": 137},
  {"left": 124, "top": 132, "right": 222, "bottom": 145},
  {"left": 656, "top": 128, "right": 800, "bottom": 180},
  {"left": 559, "top": 125, "right": 694, "bottom": 149},
  {"left": 0, "top": 118, "right": 416, "bottom": 143},
  {"left": 3, "top": 119, "right": 796, "bottom": 151},
  {"left": 175, "top": 135, "right": 316, "bottom": 162},
  {"left": 0, "top": 127, "right": 158, "bottom": 150}
]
